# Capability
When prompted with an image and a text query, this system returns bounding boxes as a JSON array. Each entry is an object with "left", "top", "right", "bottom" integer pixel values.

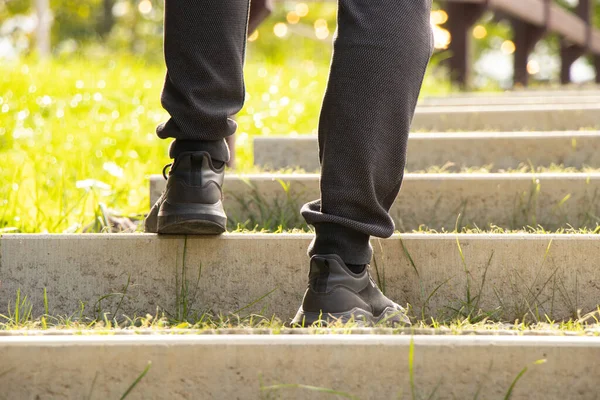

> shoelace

[{"left": 162, "top": 163, "right": 172, "bottom": 180}]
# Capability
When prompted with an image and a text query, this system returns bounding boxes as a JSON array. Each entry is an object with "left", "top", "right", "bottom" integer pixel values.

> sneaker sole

[
  {"left": 291, "top": 306, "right": 410, "bottom": 327},
  {"left": 157, "top": 201, "right": 227, "bottom": 235}
]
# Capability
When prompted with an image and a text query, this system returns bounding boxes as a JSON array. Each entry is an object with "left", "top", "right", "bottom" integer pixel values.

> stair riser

[
  {"left": 2, "top": 234, "right": 599, "bottom": 322},
  {"left": 254, "top": 132, "right": 600, "bottom": 172},
  {"left": 1, "top": 336, "right": 599, "bottom": 400},
  {"left": 411, "top": 106, "right": 600, "bottom": 131},
  {"left": 425, "top": 90, "right": 600, "bottom": 99},
  {"left": 151, "top": 174, "right": 600, "bottom": 231},
  {"left": 418, "top": 96, "right": 600, "bottom": 106}
]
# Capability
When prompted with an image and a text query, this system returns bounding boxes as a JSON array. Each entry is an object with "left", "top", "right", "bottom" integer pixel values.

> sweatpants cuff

[
  {"left": 168, "top": 139, "right": 230, "bottom": 162},
  {"left": 309, "top": 223, "right": 373, "bottom": 265}
]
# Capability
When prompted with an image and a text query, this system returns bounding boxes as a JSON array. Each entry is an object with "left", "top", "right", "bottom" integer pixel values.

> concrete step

[
  {"left": 419, "top": 95, "right": 600, "bottom": 107},
  {"left": 150, "top": 173, "right": 600, "bottom": 231},
  {"left": 411, "top": 104, "right": 600, "bottom": 131},
  {"left": 2, "top": 233, "right": 599, "bottom": 321},
  {"left": 1, "top": 334, "right": 599, "bottom": 399},
  {"left": 424, "top": 89, "right": 600, "bottom": 98},
  {"left": 253, "top": 131, "right": 600, "bottom": 172}
]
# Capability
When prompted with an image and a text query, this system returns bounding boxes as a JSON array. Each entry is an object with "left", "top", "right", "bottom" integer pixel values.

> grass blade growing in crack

[
  {"left": 0, "top": 368, "right": 15, "bottom": 380},
  {"left": 120, "top": 361, "right": 152, "bottom": 400},
  {"left": 504, "top": 359, "right": 546, "bottom": 400},
  {"left": 43, "top": 287, "right": 49, "bottom": 315},
  {"left": 232, "top": 287, "right": 278, "bottom": 316},
  {"left": 113, "top": 274, "right": 131, "bottom": 318},
  {"left": 260, "top": 383, "right": 359, "bottom": 399},
  {"left": 422, "top": 277, "right": 453, "bottom": 321},
  {"left": 86, "top": 372, "right": 99, "bottom": 400},
  {"left": 472, "top": 251, "right": 494, "bottom": 319},
  {"left": 409, "top": 337, "right": 416, "bottom": 400},
  {"left": 399, "top": 237, "right": 419, "bottom": 278}
]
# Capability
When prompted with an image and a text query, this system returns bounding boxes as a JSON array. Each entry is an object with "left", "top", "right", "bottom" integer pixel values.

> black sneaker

[
  {"left": 144, "top": 151, "right": 227, "bottom": 234},
  {"left": 291, "top": 254, "right": 411, "bottom": 327}
]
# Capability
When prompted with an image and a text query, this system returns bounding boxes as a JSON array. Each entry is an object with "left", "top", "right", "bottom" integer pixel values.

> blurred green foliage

[
  {"left": 2, "top": 0, "right": 29, "bottom": 14},
  {"left": 1, "top": 0, "right": 598, "bottom": 82},
  {"left": 50, "top": 0, "right": 104, "bottom": 43},
  {"left": 2, "top": 0, "right": 600, "bottom": 55},
  {"left": 0, "top": 0, "right": 165, "bottom": 59}
]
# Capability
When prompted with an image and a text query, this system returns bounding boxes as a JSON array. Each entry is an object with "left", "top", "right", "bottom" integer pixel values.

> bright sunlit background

[{"left": 1, "top": 0, "right": 599, "bottom": 233}]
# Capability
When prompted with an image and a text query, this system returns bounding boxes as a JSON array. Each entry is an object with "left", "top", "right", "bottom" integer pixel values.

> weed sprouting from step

[
  {"left": 173, "top": 236, "right": 204, "bottom": 323},
  {"left": 0, "top": 368, "right": 15, "bottom": 380},
  {"left": 86, "top": 372, "right": 99, "bottom": 400},
  {"left": 399, "top": 235, "right": 453, "bottom": 322},
  {"left": 421, "top": 278, "right": 453, "bottom": 323},
  {"left": 260, "top": 382, "right": 359, "bottom": 400},
  {"left": 168, "top": 236, "right": 280, "bottom": 325},
  {"left": 470, "top": 360, "right": 495, "bottom": 400},
  {"left": 113, "top": 275, "right": 131, "bottom": 318},
  {"left": 400, "top": 236, "right": 419, "bottom": 279},
  {"left": 40, "top": 287, "right": 49, "bottom": 329},
  {"left": 406, "top": 337, "right": 447, "bottom": 400},
  {"left": 43, "top": 287, "right": 49, "bottom": 316},
  {"left": 451, "top": 199, "right": 468, "bottom": 232},
  {"left": 503, "top": 359, "right": 546, "bottom": 400},
  {"left": 408, "top": 219, "right": 584, "bottom": 322},
  {"left": 93, "top": 274, "right": 132, "bottom": 322},
  {"left": 553, "top": 268, "right": 581, "bottom": 321},
  {"left": 444, "top": 233, "right": 500, "bottom": 322},
  {"left": 451, "top": 232, "right": 475, "bottom": 308},
  {"left": 229, "top": 178, "right": 307, "bottom": 232},
  {"left": 501, "top": 239, "right": 567, "bottom": 322},
  {"left": 253, "top": 342, "right": 552, "bottom": 400},
  {"left": 0, "top": 289, "right": 33, "bottom": 327},
  {"left": 405, "top": 337, "right": 548, "bottom": 400},
  {"left": 579, "top": 188, "right": 600, "bottom": 228},
  {"left": 409, "top": 337, "right": 416, "bottom": 400},
  {"left": 120, "top": 361, "right": 152, "bottom": 400},
  {"left": 551, "top": 193, "right": 572, "bottom": 227},
  {"left": 232, "top": 288, "right": 278, "bottom": 316},
  {"left": 515, "top": 177, "right": 539, "bottom": 229}
]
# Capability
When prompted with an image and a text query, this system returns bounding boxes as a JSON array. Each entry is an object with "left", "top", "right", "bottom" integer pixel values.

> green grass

[
  {"left": 0, "top": 55, "right": 450, "bottom": 234},
  {"left": 214, "top": 164, "right": 600, "bottom": 175},
  {"left": 2, "top": 55, "right": 596, "bottom": 235},
  {"left": 2, "top": 310, "right": 599, "bottom": 334},
  {"left": 414, "top": 163, "right": 600, "bottom": 174}
]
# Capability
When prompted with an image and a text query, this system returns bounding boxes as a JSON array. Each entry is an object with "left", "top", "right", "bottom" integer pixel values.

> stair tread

[
  {"left": 2, "top": 233, "right": 599, "bottom": 322},
  {"left": 2, "top": 334, "right": 598, "bottom": 399}
]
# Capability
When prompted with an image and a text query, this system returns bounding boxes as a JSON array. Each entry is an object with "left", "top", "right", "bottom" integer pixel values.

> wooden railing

[
  {"left": 445, "top": 0, "right": 600, "bottom": 87},
  {"left": 271, "top": 0, "right": 600, "bottom": 87}
]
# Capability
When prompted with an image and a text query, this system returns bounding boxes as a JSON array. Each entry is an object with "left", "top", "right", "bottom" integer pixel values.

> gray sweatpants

[{"left": 157, "top": 0, "right": 433, "bottom": 265}]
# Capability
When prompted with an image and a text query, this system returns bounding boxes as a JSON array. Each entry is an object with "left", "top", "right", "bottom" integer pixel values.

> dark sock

[
  {"left": 168, "top": 139, "right": 230, "bottom": 163},
  {"left": 212, "top": 160, "right": 226, "bottom": 169},
  {"left": 346, "top": 263, "right": 366, "bottom": 274},
  {"left": 309, "top": 223, "right": 372, "bottom": 266}
]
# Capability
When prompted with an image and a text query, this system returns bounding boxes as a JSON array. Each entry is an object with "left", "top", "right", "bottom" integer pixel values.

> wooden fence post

[
  {"left": 98, "top": 0, "right": 116, "bottom": 38},
  {"left": 444, "top": 1, "right": 487, "bottom": 89},
  {"left": 511, "top": 20, "right": 545, "bottom": 87},
  {"left": 34, "top": 0, "right": 52, "bottom": 58},
  {"left": 560, "top": 0, "right": 591, "bottom": 84}
]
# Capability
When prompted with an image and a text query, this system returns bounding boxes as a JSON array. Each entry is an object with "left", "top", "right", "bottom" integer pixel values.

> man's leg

[
  {"left": 294, "top": 0, "right": 433, "bottom": 325},
  {"left": 157, "top": 0, "right": 250, "bottom": 161},
  {"left": 145, "top": 0, "right": 250, "bottom": 234},
  {"left": 226, "top": 0, "right": 274, "bottom": 169}
]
